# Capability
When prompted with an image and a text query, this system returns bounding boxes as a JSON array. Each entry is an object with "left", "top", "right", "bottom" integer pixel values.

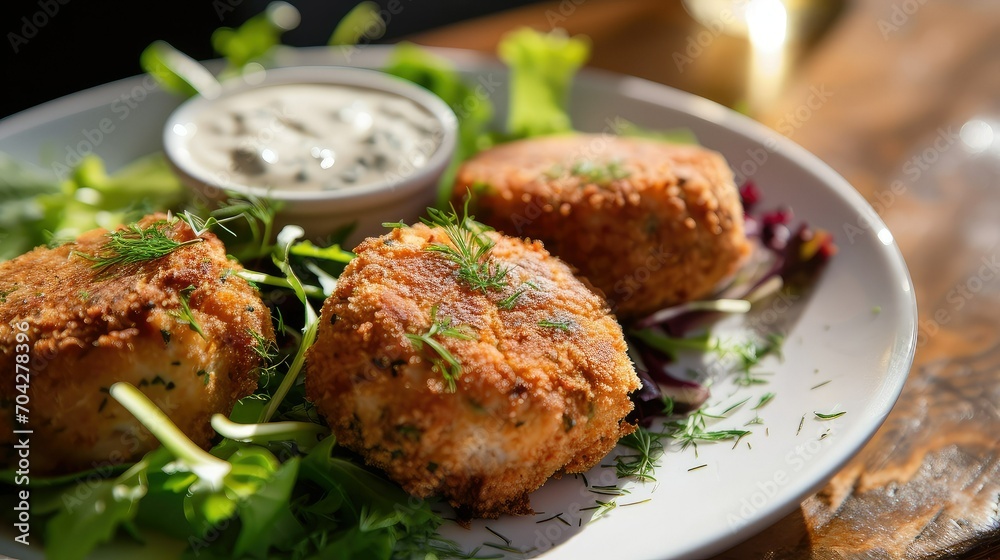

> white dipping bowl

[{"left": 162, "top": 65, "right": 457, "bottom": 245}]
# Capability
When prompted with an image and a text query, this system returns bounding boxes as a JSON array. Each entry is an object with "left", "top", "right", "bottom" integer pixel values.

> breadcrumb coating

[
  {"left": 454, "top": 134, "right": 751, "bottom": 318},
  {"left": 305, "top": 224, "right": 639, "bottom": 518},
  {"left": 0, "top": 214, "right": 274, "bottom": 474}
]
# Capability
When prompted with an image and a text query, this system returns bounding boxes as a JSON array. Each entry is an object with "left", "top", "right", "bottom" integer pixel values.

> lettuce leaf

[{"left": 498, "top": 27, "right": 590, "bottom": 139}]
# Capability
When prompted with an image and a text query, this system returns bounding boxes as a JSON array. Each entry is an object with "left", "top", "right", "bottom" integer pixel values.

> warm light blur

[
  {"left": 746, "top": 0, "right": 790, "bottom": 114},
  {"left": 746, "top": 0, "right": 788, "bottom": 53}
]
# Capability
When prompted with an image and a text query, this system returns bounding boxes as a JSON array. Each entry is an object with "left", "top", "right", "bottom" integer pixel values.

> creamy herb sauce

[{"left": 187, "top": 84, "right": 443, "bottom": 191}]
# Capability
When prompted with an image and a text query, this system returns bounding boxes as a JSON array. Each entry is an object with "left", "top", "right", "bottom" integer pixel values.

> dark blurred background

[{"left": 0, "top": 0, "right": 541, "bottom": 119}]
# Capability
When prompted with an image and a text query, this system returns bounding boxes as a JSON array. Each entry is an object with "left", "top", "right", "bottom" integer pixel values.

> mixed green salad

[{"left": 0, "top": 3, "right": 835, "bottom": 559}]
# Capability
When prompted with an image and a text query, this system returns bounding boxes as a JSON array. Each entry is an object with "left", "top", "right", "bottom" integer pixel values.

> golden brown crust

[
  {"left": 453, "top": 134, "right": 752, "bottom": 318},
  {"left": 305, "top": 224, "right": 639, "bottom": 518},
  {"left": 0, "top": 214, "right": 274, "bottom": 474}
]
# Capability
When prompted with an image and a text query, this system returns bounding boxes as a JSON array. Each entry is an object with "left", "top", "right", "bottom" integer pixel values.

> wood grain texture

[
  {"left": 722, "top": 0, "right": 1000, "bottom": 557},
  {"left": 410, "top": 0, "right": 1000, "bottom": 557}
]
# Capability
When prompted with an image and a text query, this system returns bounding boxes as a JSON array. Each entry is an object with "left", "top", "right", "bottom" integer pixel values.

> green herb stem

[
  {"left": 237, "top": 269, "right": 325, "bottom": 299},
  {"left": 110, "top": 383, "right": 229, "bottom": 477},
  {"left": 211, "top": 414, "right": 328, "bottom": 451}
]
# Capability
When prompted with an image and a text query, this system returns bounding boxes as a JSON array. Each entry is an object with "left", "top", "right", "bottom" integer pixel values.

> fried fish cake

[
  {"left": 454, "top": 134, "right": 751, "bottom": 318},
  {"left": 0, "top": 214, "right": 274, "bottom": 474},
  {"left": 305, "top": 223, "right": 639, "bottom": 518}
]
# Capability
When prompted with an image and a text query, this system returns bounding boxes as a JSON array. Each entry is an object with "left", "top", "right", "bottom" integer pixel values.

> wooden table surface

[{"left": 411, "top": 0, "right": 1000, "bottom": 558}]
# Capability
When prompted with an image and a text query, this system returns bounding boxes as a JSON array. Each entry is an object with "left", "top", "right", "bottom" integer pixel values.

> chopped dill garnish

[
  {"left": 422, "top": 201, "right": 509, "bottom": 293},
  {"left": 796, "top": 414, "right": 806, "bottom": 435},
  {"left": 613, "top": 426, "right": 665, "bottom": 482},
  {"left": 498, "top": 286, "right": 528, "bottom": 310},
  {"left": 661, "top": 395, "right": 675, "bottom": 417},
  {"left": 811, "top": 380, "right": 832, "bottom": 390},
  {"left": 688, "top": 464, "right": 708, "bottom": 472},
  {"left": 662, "top": 404, "right": 751, "bottom": 453},
  {"left": 484, "top": 526, "right": 510, "bottom": 546},
  {"left": 247, "top": 328, "right": 281, "bottom": 385},
  {"left": 715, "top": 332, "right": 785, "bottom": 386},
  {"left": 814, "top": 410, "right": 847, "bottom": 420},
  {"left": 567, "top": 159, "right": 630, "bottom": 186},
  {"left": 620, "top": 499, "right": 652, "bottom": 507},
  {"left": 0, "top": 285, "right": 17, "bottom": 303},
  {"left": 497, "top": 280, "right": 539, "bottom": 310},
  {"left": 720, "top": 396, "right": 751, "bottom": 416},
  {"left": 78, "top": 220, "right": 201, "bottom": 271},
  {"left": 752, "top": 392, "right": 776, "bottom": 410},
  {"left": 170, "top": 285, "right": 205, "bottom": 339},
  {"left": 588, "top": 499, "right": 617, "bottom": 521},
  {"left": 405, "top": 305, "right": 477, "bottom": 392},
  {"left": 590, "top": 485, "right": 630, "bottom": 496},
  {"left": 538, "top": 318, "right": 572, "bottom": 331},
  {"left": 248, "top": 328, "right": 276, "bottom": 362}
]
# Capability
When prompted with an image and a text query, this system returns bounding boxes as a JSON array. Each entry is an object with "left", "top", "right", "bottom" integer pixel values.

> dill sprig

[
  {"left": 170, "top": 285, "right": 206, "bottom": 339},
  {"left": 247, "top": 328, "right": 281, "bottom": 386},
  {"left": 717, "top": 332, "right": 785, "bottom": 386},
  {"left": 613, "top": 427, "right": 665, "bottom": 482},
  {"left": 79, "top": 220, "right": 201, "bottom": 271},
  {"left": 422, "top": 201, "right": 509, "bottom": 293},
  {"left": 498, "top": 286, "right": 528, "bottom": 310},
  {"left": 212, "top": 196, "right": 277, "bottom": 256},
  {"left": 752, "top": 392, "right": 776, "bottom": 410},
  {"left": 405, "top": 305, "right": 477, "bottom": 393},
  {"left": 539, "top": 318, "right": 572, "bottom": 331},
  {"left": 497, "top": 280, "right": 538, "bottom": 310},
  {"left": 248, "top": 328, "right": 276, "bottom": 362},
  {"left": 663, "top": 405, "right": 751, "bottom": 452},
  {"left": 587, "top": 499, "right": 618, "bottom": 522}
]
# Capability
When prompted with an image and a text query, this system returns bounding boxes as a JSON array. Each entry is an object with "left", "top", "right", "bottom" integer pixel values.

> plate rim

[{"left": 0, "top": 44, "right": 918, "bottom": 560}]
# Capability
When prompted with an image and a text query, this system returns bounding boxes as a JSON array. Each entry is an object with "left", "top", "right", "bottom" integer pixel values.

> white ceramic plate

[{"left": 0, "top": 46, "right": 916, "bottom": 560}]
